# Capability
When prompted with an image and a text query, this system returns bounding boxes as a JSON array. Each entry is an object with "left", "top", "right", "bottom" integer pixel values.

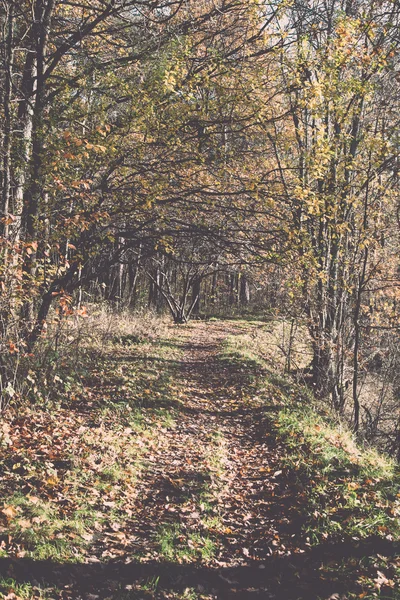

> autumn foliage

[{"left": 0, "top": 0, "right": 399, "bottom": 449}]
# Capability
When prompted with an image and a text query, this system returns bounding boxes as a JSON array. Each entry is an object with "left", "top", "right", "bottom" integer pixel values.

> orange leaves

[
  {"left": 24, "top": 241, "right": 37, "bottom": 256},
  {"left": 1, "top": 214, "right": 16, "bottom": 225},
  {"left": 84, "top": 141, "right": 105, "bottom": 152},
  {"left": 75, "top": 306, "right": 88, "bottom": 318},
  {"left": 58, "top": 294, "right": 73, "bottom": 316},
  {"left": 45, "top": 474, "right": 60, "bottom": 488},
  {"left": 8, "top": 341, "right": 18, "bottom": 354},
  {"left": 2, "top": 505, "right": 18, "bottom": 520},
  {"left": 96, "top": 124, "right": 111, "bottom": 136},
  {"left": 347, "top": 482, "right": 359, "bottom": 491},
  {"left": 56, "top": 126, "right": 110, "bottom": 188},
  {"left": 70, "top": 180, "right": 91, "bottom": 190}
]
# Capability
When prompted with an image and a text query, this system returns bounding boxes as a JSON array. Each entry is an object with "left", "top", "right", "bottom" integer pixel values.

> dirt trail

[
  {"left": 0, "top": 322, "right": 332, "bottom": 599},
  {"left": 172, "top": 323, "right": 286, "bottom": 565},
  {"left": 114, "top": 321, "right": 299, "bottom": 598}
]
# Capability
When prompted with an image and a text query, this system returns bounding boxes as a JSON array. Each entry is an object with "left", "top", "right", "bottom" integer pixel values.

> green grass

[
  {"left": 2, "top": 492, "right": 97, "bottom": 562},
  {"left": 3, "top": 317, "right": 400, "bottom": 599},
  {"left": 0, "top": 324, "right": 185, "bottom": 565},
  {"left": 275, "top": 404, "right": 400, "bottom": 545},
  {"left": 0, "top": 577, "right": 61, "bottom": 599},
  {"left": 156, "top": 523, "right": 216, "bottom": 562},
  {"left": 222, "top": 332, "right": 400, "bottom": 599}
]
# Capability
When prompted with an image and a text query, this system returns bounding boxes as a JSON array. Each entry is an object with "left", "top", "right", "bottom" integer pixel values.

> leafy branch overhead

[{"left": 0, "top": 0, "right": 400, "bottom": 597}]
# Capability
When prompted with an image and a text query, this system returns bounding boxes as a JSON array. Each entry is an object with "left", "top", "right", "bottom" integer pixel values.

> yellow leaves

[
  {"left": 347, "top": 482, "right": 359, "bottom": 491},
  {"left": 17, "top": 518, "right": 32, "bottom": 530},
  {"left": 46, "top": 474, "right": 60, "bottom": 487},
  {"left": 2, "top": 505, "right": 18, "bottom": 519},
  {"left": 163, "top": 71, "right": 178, "bottom": 92},
  {"left": 302, "top": 81, "right": 324, "bottom": 111},
  {"left": 293, "top": 185, "right": 309, "bottom": 202},
  {"left": 293, "top": 186, "right": 323, "bottom": 216}
]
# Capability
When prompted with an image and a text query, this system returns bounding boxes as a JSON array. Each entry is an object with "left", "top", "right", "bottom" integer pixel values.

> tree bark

[
  {"left": 1, "top": 0, "right": 14, "bottom": 241},
  {"left": 239, "top": 274, "right": 250, "bottom": 305},
  {"left": 191, "top": 277, "right": 201, "bottom": 315}
]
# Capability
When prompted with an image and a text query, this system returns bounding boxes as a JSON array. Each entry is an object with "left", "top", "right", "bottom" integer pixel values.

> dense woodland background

[{"left": 1, "top": 0, "right": 400, "bottom": 455}]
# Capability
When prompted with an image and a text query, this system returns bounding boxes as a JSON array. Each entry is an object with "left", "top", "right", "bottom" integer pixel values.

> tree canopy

[{"left": 1, "top": 0, "right": 400, "bottom": 443}]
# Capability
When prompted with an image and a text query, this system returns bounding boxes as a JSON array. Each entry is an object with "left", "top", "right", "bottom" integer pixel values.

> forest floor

[{"left": 0, "top": 319, "right": 399, "bottom": 600}]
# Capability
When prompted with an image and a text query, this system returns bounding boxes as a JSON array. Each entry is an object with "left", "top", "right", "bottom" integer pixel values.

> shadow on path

[
  {"left": 1, "top": 323, "right": 398, "bottom": 599},
  {"left": 1, "top": 534, "right": 399, "bottom": 600}
]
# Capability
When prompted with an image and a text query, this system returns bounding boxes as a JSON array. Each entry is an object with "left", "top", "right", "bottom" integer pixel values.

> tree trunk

[
  {"left": 239, "top": 274, "right": 250, "bottom": 305},
  {"left": 1, "top": 0, "right": 14, "bottom": 242},
  {"left": 229, "top": 273, "right": 237, "bottom": 306},
  {"left": 211, "top": 268, "right": 218, "bottom": 305},
  {"left": 11, "top": 50, "right": 36, "bottom": 243},
  {"left": 21, "top": 1, "right": 56, "bottom": 327},
  {"left": 191, "top": 278, "right": 201, "bottom": 315}
]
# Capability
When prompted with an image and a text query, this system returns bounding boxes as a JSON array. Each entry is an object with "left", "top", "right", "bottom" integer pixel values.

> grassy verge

[
  {"left": 0, "top": 311, "right": 183, "bottom": 568},
  {"left": 221, "top": 329, "right": 400, "bottom": 600}
]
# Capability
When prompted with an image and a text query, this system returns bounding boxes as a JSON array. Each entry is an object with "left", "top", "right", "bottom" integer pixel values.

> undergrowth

[
  {"left": 0, "top": 310, "right": 182, "bottom": 564},
  {"left": 1, "top": 316, "right": 400, "bottom": 599}
]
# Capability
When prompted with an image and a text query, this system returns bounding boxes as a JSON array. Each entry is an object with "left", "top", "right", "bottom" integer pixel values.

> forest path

[
  {"left": 81, "top": 320, "right": 325, "bottom": 599},
  {"left": 0, "top": 321, "right": 360, "bottom": 600},
  {"left": 127, "top": 321, "right": 289, "bottom": 572}
]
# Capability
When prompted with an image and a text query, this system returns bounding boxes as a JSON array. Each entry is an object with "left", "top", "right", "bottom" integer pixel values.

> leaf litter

[{"left": 0, "top": 321, "right": 399, "bottom": 599}]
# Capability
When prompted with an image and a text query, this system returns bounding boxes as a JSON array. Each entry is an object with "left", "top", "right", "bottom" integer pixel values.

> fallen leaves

[
  {"left": 374, "top": 570, "right": 395, "bottom": 590},
  {"left": 2, "top": 505, "right": 18, "bottom": 520},
  {"left": 0, "top": 321, "right": 399, "bottom": 600},
  {"left": 16, "top": 519, "right": 32, "bottom": 529}
]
